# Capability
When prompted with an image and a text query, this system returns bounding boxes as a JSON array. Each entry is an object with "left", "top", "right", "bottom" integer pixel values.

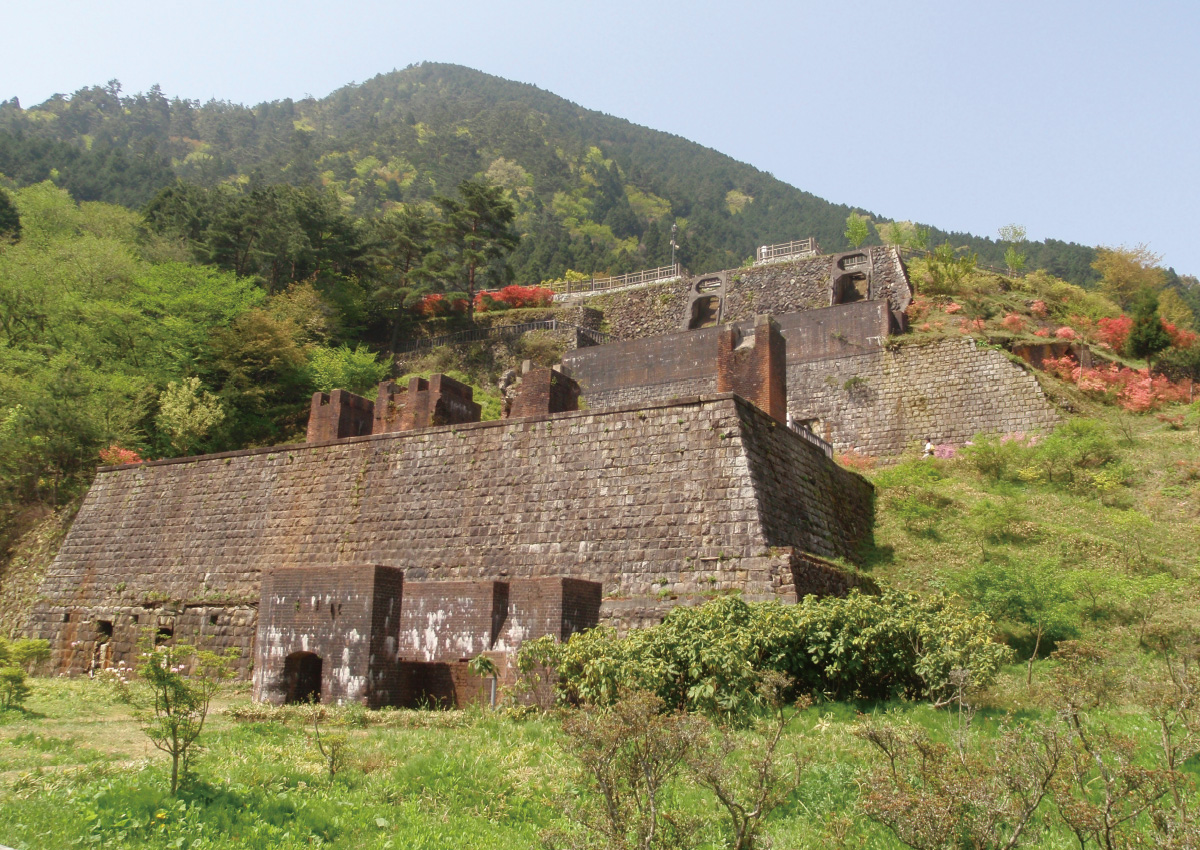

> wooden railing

[
  {"left": 549, "top": 264, "right": 682, "bottom": 296},
  {"left": 755, "top": 238, "right": 820, "bottom": 264},
  {"left": 397, "top": 320, "right": 611, "bottom": 354}
]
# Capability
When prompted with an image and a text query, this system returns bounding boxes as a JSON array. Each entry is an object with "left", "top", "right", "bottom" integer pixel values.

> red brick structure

[
  {"left": 254, "top": 565, "right": 405, "bottom": 707},
  {"left": 309, "top": 375, "right": 483, "bottom": 443},
  {"left": 252, "top": 571, "right": 600, "bottom": 707},
  {"left": 307, "top": 389, "right": 376, "bottom": 443},
  {"left": 506, "top": 368, "right": 580, "bottom": 419},
  {"left": 31, "top": 393, "right": 874, "bottom": 683},
  {"left": 395, "top": 374, "right": 481, "bottom": 431},
  {"left": 717, "top": 315, "right": 788, "bottom": 423}
]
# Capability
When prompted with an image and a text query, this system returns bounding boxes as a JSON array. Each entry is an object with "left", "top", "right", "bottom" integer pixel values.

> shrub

[
  {"left": 1001, "top": 313, "right": 1026, "bottom": 333},
  {"left": 836, "top": 451, "right": 876, "bottom": 472},
  {"left": 1097, "top": 314, "right": 1133, "bottom": 350},
  {"left": 308, "top": 344, "right": 390, "bottom": 395},
  {"left": 0, "top": 637, "right": 49, "bottom": 710},
  {"left": 554, "top": 593, "right": 1010, "bottom": 714},
  {"left": 99, "top": 445, "right": 143, "bottom": 466},
  {"left": 1054, "top": 326, "right": 1078, "bottom": 340}
]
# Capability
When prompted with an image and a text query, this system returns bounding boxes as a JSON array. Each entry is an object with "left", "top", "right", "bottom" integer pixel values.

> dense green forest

[{"left": 0, "top": 63, "right": 1111, "bottom": 285}]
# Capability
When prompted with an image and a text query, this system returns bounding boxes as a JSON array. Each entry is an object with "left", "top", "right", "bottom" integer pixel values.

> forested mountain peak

[{"left": 0, "top": 62, "right": 1101, "bottom": 284}]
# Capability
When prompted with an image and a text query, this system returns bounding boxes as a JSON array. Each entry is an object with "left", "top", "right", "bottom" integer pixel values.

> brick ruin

[
  {"left": 254, "top": 567, "right": 600, "bottom": 708},
  {"left": 562, "top": 247, "right": 1060, "bottom": 454},
  {"left": 28, "top": 244, "right": 1064, "bottom": 704},
  {"left": 29, "top": 328, "right": 875, "bottom": 704}
]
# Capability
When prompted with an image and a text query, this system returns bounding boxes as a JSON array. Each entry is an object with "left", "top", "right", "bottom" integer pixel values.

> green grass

[
  {"left": 1, "top": 674, "right": 1194, "bottom": 849},
  {"left": 863, "top": 401, "right": 1199, "bottom": 660}
]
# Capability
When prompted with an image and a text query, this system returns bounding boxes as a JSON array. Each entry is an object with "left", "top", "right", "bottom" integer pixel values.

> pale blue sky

[{"left": 4, "top": 0, "right": 1197, "bottom": 274}]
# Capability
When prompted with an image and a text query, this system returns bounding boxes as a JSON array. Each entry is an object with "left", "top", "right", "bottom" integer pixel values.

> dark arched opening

[
  {"left": 688, "top": 295, "right": 720, "bottom": 329},
  {"left": 283, "top": 652, "right": 322, "bottom": 704}
]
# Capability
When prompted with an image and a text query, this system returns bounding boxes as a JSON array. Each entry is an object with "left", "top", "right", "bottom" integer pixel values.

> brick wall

[
  {"left": 717, "top": 316, "right": 787, "bottom": 423},
  {"left": 397, "top": 580, "right": 505, "bottom": 663},
  {"left": 578, "top": 247, "right": 910, "bottom": 341},
  {"left": 45, "top": 604, "right": 257, "bottom": 679},
  {"left": 563, "top": 301, "right": 890, "bottom": 410},
  {"left": 253, "top": 565, "right": 404, "bottom": 707},
  {"left": 29, "top": 395, "right": 873, "bottom": 664},
  {"left": 307, "top": 390, "right": 375, "bottom": 443},
  {"left": 507, "top": 368, "right": 580, "bottom": 419}
]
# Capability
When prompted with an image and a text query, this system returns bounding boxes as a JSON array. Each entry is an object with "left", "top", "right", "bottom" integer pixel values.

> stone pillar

[
  {"left": 717, "top": 315, "right": 787, "bottom": 423},
  {"left": 306, "top": 389, "right": 375, "bottom": 443}
]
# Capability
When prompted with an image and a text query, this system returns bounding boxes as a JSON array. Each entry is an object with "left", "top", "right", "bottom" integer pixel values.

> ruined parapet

[
  {"left": 506, "top": 368, "right": 580, "bottom": 419},
  {"left": 396, "top": 374, "right": 481, "bottom": 430},
  {"left": 373, "top": 380, "right": 408, "bottom": 434},
  {"left": 718, "top": 315, "right": 788, "bottom": 422},
  {"left": 253, "top": 564, "right": 404, "bottom": 707},
  {"left": 306, "top": 389, "right": 375, "bottom": 443}
]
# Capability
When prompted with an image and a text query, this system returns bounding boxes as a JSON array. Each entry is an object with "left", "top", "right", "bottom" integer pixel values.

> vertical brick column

[
  {"left": 717, "top": 315, "right": 788, "bottom": 422},
  {"left": 373, "top": 381, "right": 407, "bottom": 434},
  {"left": 506, "top": 368, "right": 581, "bottom": 419},
  {"left": 306, "top": 390, "right": 375, "bottom": 443},
  {"left": 396, "top": 375, "right": 482, "bottom": 430}
]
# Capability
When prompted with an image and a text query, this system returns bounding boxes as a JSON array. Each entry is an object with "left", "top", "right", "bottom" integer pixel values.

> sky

[{"left": 4, "top": 0, "right": 1198, "bottom": 274}]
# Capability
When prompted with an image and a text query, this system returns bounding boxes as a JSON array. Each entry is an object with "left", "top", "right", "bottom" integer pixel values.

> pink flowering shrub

[
  {"left": 1040, "top": 355, "right": 1078, "bottom": 381},
  {"left": 1001, "top": 313, "right": 1025, "bottom": 333},
  {"left": 1030, "top": 300, "right": 1048, "bottom": 317},
  {"left": 99, "top": 445, "right": 143, "bottom": 466},
  {"left": 1068, "top": 364, "right": 1190, "bottom": 412},
  {"left": 1096, "top": 315, "right": 1132, "bottom": 350},
  {"left": 1033, "top": 328, "right": 1050, "bottom": 337},
  {"left": 944, "top": 302, "right": 962, "bottom": 314},
  {"left": 907, "top": 295, "right": 931, "bottom": 321},
  {"left": 836, "top": 451, "right": 876, "bottom": 472},
  {"left": 1054, "top": 327, "right": 1078, "bottom": 341},
  {"left": 934, "top": 444, "right": 957, "bottom": 459}
]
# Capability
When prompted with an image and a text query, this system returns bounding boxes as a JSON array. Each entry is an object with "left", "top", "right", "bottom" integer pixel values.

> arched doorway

[{"left": 283, "top": 652, "right": 322, "bottom": 704}]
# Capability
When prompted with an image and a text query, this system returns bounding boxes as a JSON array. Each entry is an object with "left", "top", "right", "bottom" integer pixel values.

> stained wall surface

[
  {"left": 786, "top": 339, "right": 1062, "bottom": 455},
  {"left": 578, "top": 246, "right": 910, "bottom": 341},
  {"left": 29, "top": 395, "right": 874, "bottom": 673}
]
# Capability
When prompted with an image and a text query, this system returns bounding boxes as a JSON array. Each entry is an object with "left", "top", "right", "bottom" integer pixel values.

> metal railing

[
  {"left": 549, "top": 264, "right": 682, "bottom": 296},
  {"left": 788, "top": 422, "right": 834, "bottom": 458},
  {"left": 397, "top": 320, "right": 610, "bottom": 354},
  {"left": 755, "top": 238, "right": 821, "bottom": 265}
]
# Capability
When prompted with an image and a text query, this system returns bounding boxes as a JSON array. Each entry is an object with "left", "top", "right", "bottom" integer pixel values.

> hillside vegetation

[{"left": 0, "top": 63, "right": 1109, "bottom": 285}]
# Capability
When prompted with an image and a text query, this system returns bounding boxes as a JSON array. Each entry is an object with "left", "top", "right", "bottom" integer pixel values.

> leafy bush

[
  {"left": 554, "top": 594, "right": 1010, "bottom": 716},
  {"left": 965, "top": 421, "right": 1122, "bottom": 494},
  {"left": 0, "top": 637, "right": 49, "bottom": 710},
  {"left": 307, "top": 343, "right": 390, "bottom": 395}
]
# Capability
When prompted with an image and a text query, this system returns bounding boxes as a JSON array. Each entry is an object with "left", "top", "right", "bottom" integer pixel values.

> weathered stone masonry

[{"left": 29, "top": 394, "right": 874, "bottom": 677}]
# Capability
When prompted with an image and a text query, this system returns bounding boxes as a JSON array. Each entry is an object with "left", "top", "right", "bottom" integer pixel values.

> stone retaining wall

[
  {"left": 787, "top": 338, "right": 1062, "bottom": 455},
  {"left": 29, "top": 394, "right": 874, "bottom": 673}
]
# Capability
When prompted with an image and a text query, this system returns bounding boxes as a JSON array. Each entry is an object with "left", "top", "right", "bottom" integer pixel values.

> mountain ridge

[{"left": 0, "top": 61, "right": 1100, "bottom": 284}]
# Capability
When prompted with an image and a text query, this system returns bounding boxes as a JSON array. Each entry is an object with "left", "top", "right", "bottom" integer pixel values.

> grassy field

[{"left": 0, "top": 669, "right": 1195, "bottom": 849}]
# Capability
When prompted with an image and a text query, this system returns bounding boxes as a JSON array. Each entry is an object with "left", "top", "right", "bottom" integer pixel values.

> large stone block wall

[
  {"left": 29, "top": 395, "right": 873, "bottom": 669},
  {"left": 577, "top": 247, "right": 909, "bottom": 341},
  {"left": 47, "top": 604, "right": 257, "bottom": 679},
  {"left": 787, "top": 338, "right": 1062, "bottom": 455}
]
